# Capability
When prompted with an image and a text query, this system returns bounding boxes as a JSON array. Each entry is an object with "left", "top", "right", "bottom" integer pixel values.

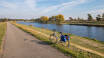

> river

[{"left": 18, "top": 22, "right": 104, "bottom": 41}]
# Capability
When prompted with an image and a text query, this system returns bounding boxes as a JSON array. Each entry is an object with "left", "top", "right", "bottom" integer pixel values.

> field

[{"left": 12, "top": 22, "right": 104, "bottom": 58}]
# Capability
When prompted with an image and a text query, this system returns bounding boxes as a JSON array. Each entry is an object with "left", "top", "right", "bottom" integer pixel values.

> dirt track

[{"left": 1, "top": 23, "right": 69, "bottom": 58}]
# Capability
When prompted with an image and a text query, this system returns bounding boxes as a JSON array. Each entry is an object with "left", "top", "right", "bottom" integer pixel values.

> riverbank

[
  {"left": 61, "top": 21, "right": 104, "bottom": 27},
  {"left": 0, "top": 22, "right": 7, "bottom": 49},
  {"left": 69, "top": 23, "right": 104, "bottom": 27},
  {"left": 12, "top": 22, "right": 104, "bottom": 58},
  {"left": 34, "top": 21, "right": 104, "bottom": 27}
]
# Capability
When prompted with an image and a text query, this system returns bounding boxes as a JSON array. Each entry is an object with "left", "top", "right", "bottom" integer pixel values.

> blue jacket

[{"left": 60, "top": 35, "right": 66, "bottom": 42}]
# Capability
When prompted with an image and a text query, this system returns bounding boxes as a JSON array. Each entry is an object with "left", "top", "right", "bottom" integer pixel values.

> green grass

[
  {"left": 12, "top": 22, "right": 104, "bottom": 58},
  {"left": 0, "top": 22, "right": 7, "bottom": 49}
]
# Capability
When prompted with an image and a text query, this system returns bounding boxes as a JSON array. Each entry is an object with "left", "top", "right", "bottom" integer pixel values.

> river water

[{"left": 18, "top": 22, "right": 104, "bottom": 41}]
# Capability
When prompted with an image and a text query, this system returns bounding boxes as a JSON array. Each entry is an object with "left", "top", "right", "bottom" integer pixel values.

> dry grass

[{"left": 0, "top": 22, "right": 7, "bottom": 49}]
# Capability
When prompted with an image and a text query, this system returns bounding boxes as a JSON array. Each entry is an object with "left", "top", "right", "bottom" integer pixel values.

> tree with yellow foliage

[
  {"left": 40, "top": 16, "right": 49, "bottom": 23},
  {"left": 55, "top": 14, "right": 65, "bottom": 24}
]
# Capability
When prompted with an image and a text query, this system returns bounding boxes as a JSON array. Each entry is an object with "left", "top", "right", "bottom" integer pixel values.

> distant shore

[{"left": 68, "top": 23, "right": 104, "bottom": 27}]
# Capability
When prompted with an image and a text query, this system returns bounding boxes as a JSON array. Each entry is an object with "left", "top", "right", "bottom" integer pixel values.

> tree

[
  {"left": 88, "top": 14, "right": 93, "bottom": 21},
  {"left": 102, "top": 13, "right": 104, "bottom": 21},
  {"left": 0, "top": 18, "right": 8, "bottom": 22},
  {"left": 77, "top": 17, "right": 82, "bottom": 21},
  {"left": 49, "top": 16, "right": 56, "bottom": 21},
  {"left": 55, "top": 14, "right": 65, "bottom": 24},
  {"left": 30, "top": 19, "right": 35, "bottom": 21},
  {"left": 40, "top": 16, "right": 49, "bottom": 23},
  {"left": 69, "top": 17, "right": 74, "bottom": 21},
  {"left": 96, "top": 14, "right": 101, "bottom": 21},
  {"left": 51, "top": 16, "right": 56, "bottom": 20}
]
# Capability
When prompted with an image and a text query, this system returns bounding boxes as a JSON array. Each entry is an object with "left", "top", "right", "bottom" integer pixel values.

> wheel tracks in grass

[
  {"left": 70, "top": 43, "right": 104, "bottom": 57},
  {"left": 15, "top": 23, "right": 104, "bottom": 57}
]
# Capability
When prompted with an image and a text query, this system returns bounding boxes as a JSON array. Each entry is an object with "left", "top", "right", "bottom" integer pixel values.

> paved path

[{"left": 1, "top": 23, "right": 69, "bottom": 58}]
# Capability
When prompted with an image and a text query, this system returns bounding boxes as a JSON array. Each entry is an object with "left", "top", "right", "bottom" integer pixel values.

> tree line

[
  {"left": 35, "top": 14, "right": 65, "bottom": 24},
  {"left": 69, "top": 13, "right": 104, "bottom": 21},
  {"left": 34, "top": 13, "right": 104, "bottom": 24},
  {"left": 0, "top": 18, "right": 25, "bottom": 22},
  {"left": 0, "top": 13, "right": 104, "bottom": 24}
]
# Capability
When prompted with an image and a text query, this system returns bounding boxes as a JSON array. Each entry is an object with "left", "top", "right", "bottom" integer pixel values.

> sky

[{"left": 0, "top": 0, "right": 104, "bottom": 19}]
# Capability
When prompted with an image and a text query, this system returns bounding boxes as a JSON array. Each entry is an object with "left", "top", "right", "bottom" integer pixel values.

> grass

[
  {"left": 60, "top": 21, "right": 104, "bottom": 27},
  {"left": 19, "top": 23, "right": 104, "bottom": 54},
  {"left": 12, "top": 22, "right": 104, "bottom": 58},
  {"left": 82, "top": 37, "right": 104, "bottom": 44},
  {"left": 0, "top": 22, "right": 7, "bottom": 49}
]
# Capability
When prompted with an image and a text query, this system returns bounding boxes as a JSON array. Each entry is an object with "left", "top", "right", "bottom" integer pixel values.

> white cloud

[
  {"left": 58, "top": 0, "right": 87, "bottom": 11},
  {"left": 24, "top": 0, "right": 36, "bottom": 9},
  {"left": 0, "top": 0, "right": 100, "bottom": 19},
  {"left": 40, "top": 0, "right": 88, "bottom": 15},
  {"left": 89, "top": 9, "right": 104, "bottom": 14},
  {"left": 0, "top": 1, "right": 18, "bottom": 9}
]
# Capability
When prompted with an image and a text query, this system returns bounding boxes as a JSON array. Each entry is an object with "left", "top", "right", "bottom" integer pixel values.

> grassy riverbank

[
  {"left": 40, "top": 21, "right": 104, "bottom": 27},
  {"left": 69, "top": 23, "right": 104, "bottom": 27},
  {"left": 62, "top": 21, "right": 104, "bottom": 27},
  {"left": 0, "top": 22, "right": 7, "bottom": 49},
  {"left": 12, "top": 22, "right": 104, "bottom": 58}
]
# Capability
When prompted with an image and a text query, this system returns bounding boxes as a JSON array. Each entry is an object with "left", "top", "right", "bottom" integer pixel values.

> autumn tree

[
  {"left": 51, "top": 16, "right": 56, "bottom": 20},
  {"left": 40, "top": 16, "right": 49, "bottom": 23},
  {"left": 49, "top": 16, "right": 56, "bottom": 21},
  {"left": 88, "top": 14, "right": 93, "bottom": 21},
  {"left": 55, "top": 14, "right": 65, "bottom": 24}
]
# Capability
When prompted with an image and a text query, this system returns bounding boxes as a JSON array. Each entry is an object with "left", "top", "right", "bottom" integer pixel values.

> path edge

[{"left": 0, "top": 22, "right": 7, "bottom": 58}]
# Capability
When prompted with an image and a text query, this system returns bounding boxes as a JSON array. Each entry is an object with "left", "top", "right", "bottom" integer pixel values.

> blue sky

[{"left": 0, "top": 0, "right": 104, "bottom": 19}]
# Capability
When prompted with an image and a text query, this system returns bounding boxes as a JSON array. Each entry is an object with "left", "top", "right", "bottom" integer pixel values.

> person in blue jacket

[
  {"left": 65, "top": 35, "right": 70, "bottom": 41},
  {"left": 60, "top": 32, "right": 66, "bottom": 42},
  {"left": 65, "top": 34, "right": 71, "bottom": 48},
  {"left": 59, "top": 32, "right": 67, "bottom": 46}
]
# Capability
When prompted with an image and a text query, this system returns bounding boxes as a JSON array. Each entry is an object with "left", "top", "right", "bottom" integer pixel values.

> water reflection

[{"left": 87, "top": 26, "right": 92, "bottom": 38}]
